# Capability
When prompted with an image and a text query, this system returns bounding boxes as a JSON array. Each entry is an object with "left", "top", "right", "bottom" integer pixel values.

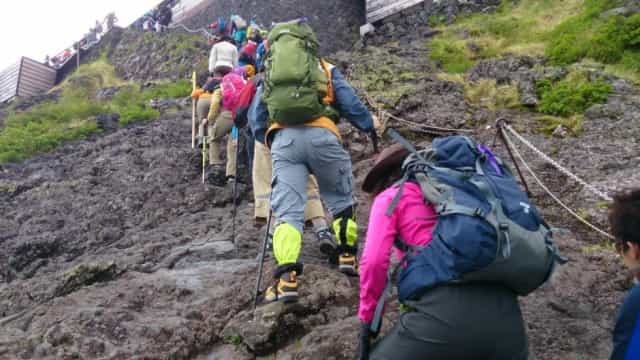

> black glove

[
  {"left": 358, "top": 322, "right": 372, "bottom": 360},
  {"left": 370, "top": 130, "right": 379, "bottom": 154}
]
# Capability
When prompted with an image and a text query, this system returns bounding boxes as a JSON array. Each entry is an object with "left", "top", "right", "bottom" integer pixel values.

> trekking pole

[
  {"left": 231, "top": 126, "right": 240, "bottom": 257},
  {"left": 370, "top": 130, "right": 380, "bottom": 154},
  {"left": 202, "top": 134, "right": 207, "bottom": 184},
  {"left": 496, "top": 119, "right": 531, "bottom": 196},
  {"left": 254, "top": 210, "right": 273, "bottom": 310},
  {"left": 191, "top": 71, "right": 197, "bottom": 149}
]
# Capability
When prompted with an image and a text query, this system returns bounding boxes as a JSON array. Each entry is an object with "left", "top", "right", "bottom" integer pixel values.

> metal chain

[
  {"left": 503, "top": 124, "right": 612, "bottom": 202},
  {"left": 501, "top": 129, "right": 615, "bottom": 240}
]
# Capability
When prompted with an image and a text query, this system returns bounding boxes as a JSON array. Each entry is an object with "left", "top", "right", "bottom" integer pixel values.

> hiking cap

[{"left": 362, "top": 143, "right": 410, "bottom": 193}]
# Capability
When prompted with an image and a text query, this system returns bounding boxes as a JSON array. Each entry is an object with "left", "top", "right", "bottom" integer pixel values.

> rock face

[
  {"left": 366, "top": 0, "right": 502, "bottom": 44},
  {"left": 109, "top": 29, "right": 209, "bottom": 82},
  {"left": 179, "top": 0, "right": 366, "bottom": 55}
]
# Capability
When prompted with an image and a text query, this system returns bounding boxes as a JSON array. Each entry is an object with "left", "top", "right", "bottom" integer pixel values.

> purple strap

[{"left": 477, "top": 144, "right": 503, "bottom": 176}]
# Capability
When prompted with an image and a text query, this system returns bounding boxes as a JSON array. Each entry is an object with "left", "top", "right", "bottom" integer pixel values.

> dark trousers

[{"left": 371, "top": 284, "right": 529, "bottom": 360}]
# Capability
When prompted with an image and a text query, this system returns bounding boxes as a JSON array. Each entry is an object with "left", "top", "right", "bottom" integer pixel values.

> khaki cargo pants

[
  {"left": 197, "top": 96, "right": 236, "bottom": 177},
  {"left": 253, "top": 140, "right": 324, "bottom": 222}
]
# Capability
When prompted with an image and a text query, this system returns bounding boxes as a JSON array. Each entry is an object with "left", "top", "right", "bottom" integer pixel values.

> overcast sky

[{"left": 0, "top": 0, "right": 161, "bottom": 70}]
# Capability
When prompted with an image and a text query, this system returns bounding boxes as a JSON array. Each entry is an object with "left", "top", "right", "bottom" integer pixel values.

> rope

[
  {"left": 167, "top": 22, "right": 214, "bottom": 38},
  {"left": 501, "top": 128, "right": 615, "bottom": 240},
  {"left": 503, "top": 124, "right": 612, "bottom": 202},
  {"left": 361, "top": 89, "right": 475, "bottom": 135}
]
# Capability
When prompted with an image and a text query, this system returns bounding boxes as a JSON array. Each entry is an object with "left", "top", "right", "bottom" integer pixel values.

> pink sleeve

[{"left": 358, "top": 192, "right": 398, "bottom": 324}]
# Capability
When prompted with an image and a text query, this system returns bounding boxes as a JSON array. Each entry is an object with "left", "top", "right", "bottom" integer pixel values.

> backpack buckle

[{"left": 474, "top": 208, "right": 485, "bottom": 217}]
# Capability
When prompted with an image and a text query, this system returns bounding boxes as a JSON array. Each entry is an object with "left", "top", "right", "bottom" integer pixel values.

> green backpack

[{"left": 262, "top": 21, "right": 337, "bottom": 125}]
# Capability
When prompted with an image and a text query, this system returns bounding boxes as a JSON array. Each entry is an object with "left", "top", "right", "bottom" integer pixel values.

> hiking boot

[
  {"left": 315, "top": 229, "right": 338, "bottom": 264},
  {"left": 206, "top": 166, "right": 226, "bottom": 186},
  {"left": 264, "top": 271, "right": 298, "bottom": 303},
  {"left": 339, "top": 253, "right": 358, "bottom": 276}
]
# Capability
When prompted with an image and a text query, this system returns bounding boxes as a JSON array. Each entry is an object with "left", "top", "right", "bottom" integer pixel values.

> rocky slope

[{"left": 1, "top": 1, "right": 640, "bottom": 359}]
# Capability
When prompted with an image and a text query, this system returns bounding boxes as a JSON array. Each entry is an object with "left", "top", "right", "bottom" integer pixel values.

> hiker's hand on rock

[{"left": 201, "top": 118, "right": 208, "bottom": 126}]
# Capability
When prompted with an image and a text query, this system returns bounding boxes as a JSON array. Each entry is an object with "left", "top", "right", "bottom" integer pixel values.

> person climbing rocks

[
  {"left": 191, "top": 75, "right": 239, "bottom": 186},
  {"left": 209, "top": 35, "right": 238, "bottom": 77},
  {"left": 253, "top": 20, "right": 376, "bottom": 304},
  {"left": 355, "top": 134, "right": 565, "bottom": 359},
  {"left": 239, "top": 40, "right": 258, "bottom": 66},
  {"left": 246, "top": 70, "right": 338, "bottom": 266},
  {"left": 610, "top": 188, "right": 640, "bottom": 360}
]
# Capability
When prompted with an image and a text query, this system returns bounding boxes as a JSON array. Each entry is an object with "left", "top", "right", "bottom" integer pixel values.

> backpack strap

[
  {"left": 370, "top": 236, "right": 423, "bottom": 335},
  {"left": 320, "top": 59, "right": 335, "bottom": 105}
]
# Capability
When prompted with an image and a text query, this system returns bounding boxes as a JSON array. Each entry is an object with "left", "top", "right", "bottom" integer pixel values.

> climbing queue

[{"left": 186, "top": 14, "right": 639, "bottom": 360}]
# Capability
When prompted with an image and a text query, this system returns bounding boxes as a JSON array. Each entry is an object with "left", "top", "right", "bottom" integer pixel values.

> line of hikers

[{"left": 189, "top": 18, "right": 640, "bottom": 360}]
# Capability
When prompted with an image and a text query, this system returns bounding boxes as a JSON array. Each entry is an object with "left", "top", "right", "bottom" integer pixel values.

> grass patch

[
  {"left": 436, "top": 72, "right": 466, "bottom": 84},
  {"left": 536, "top": 71, "right": 612, "bottom": 116},
  {"left": 464, "top": 79, "right": 521, "bottom": 111},
  {"left": 0, "top": 89, "right": 103, "bottom": 163},
  {"left": 547, "top": 1, "right": 640, "bottom": 69},
  {"left": 535, "top": 114, "right": 584, "bottom": 135},
  {"left": 428, "top": 0, "right": 639, "bottom": 82},
  {"left": 110, "top": 86, "right": 160, "bottom": 125},
  {"left": 142, "top": 80, "right": 190, "bottom": 100},
  {"left": 0, "top": 58, "right": 184, "bottom": 163},
  {"left": 430, "top": 36, "right": 475, "bottom": 73},
  {"left": 428, "top": 0, "right": 585, "bottom": 73},
  {"left": 54, "top": 58, "right": 127, "bottom": 96},
  {"left": 582, "top": 241, "right": 616, "bottom": 255}
]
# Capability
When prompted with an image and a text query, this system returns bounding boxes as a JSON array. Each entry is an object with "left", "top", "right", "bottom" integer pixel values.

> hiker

[
  {"left": 253, "top": 20, "right": 376, "bottom": 303},
  {"left": 95, "top": 20, "right": 103, "bottom": 37},
  {"left": 356, "top": 134, "right": 564, "bottom": 359},
  {"left": 105, "top": 12, "right": 118, "bottom": 31},
  {"left": 238, "top": 40, "right": 257, "bottom": 67},
  {"left": 209, "top": 35, "right": 238, "bottom": 77},
  {"left": 230, "top": 15, "right": 248, "bottom": 46},
  {"left": 255, "top": 40, "right": 267, "bottom": 72},
  {"left": 610, "top": 189, "right": 640, "bottom": 360},
  {"left": 246, "top": 71, "right": 337, "bottom": 261},
  {"left": 192, "top": 73, "right": 244, "bottom": 185}
]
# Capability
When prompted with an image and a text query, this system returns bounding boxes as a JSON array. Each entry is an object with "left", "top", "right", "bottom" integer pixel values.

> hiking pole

[
  {"left": 191, "top": 71, "right": 197, "bottom": 149},
  {"left": 231, "top": 126, "right": 240, "bottom": 257},
  {"left": 495, "top": 119, "right": 531, "bottom": 196},
  {"left": 202, "top": 133, "right": 207, "bottom": 184},
  {"left": 254, "top": 210, "right": 272, "bottom": 310},
  {"left": 370, "top": 130, "right": 380, "bottom": 154}
]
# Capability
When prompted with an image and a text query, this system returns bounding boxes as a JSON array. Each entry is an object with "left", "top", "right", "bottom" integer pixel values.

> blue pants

[{"left": 270, "top": 127, "right": 355, "bottom": 233}]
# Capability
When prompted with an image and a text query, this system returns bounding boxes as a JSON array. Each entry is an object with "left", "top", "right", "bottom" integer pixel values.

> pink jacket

[{"left": 358, "top": 182, "right": 438, "bottom": 324}]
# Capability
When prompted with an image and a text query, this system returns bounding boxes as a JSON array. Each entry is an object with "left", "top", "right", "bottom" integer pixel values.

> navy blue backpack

[{"left": 385, "top": 131, "right": 563, "bottom": 302}]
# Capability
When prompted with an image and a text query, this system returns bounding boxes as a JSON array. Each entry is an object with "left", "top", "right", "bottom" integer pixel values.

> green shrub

[
  {"left": 110, "top": 86, "right": 160, "bottom": 125},
  {"left": 142, "top": 80, "right": 190, "bottom": 100},
  {"left": 430, "top": 38, "right": 475, "bottom": 74},
  {"left": 536, "top": 114, "right": 584, "bottom": 135},
  {"left": 537, "top": 72, "right": 612, "bottom": 116},
  {"left": 547, "top": 3, "right": 640, "bottom": 69}
]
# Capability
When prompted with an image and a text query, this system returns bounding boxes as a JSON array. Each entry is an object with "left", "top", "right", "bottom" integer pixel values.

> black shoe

[
  {"left": 206, "top": 167, "right": 226, "bottom": 186},
  {"left": 315, "top": 228, "right": 338, "bottom": 264}
]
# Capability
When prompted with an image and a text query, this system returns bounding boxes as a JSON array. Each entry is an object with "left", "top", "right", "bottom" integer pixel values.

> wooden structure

[
  {"left": 366, "top": 0, "right": 424, "bottom": 23},
  {"left": 171, "top": 0, "right": 209, "bottom": 24},
  {"left": 0, "top": 57, "right": 57, "bottom": 103}
]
